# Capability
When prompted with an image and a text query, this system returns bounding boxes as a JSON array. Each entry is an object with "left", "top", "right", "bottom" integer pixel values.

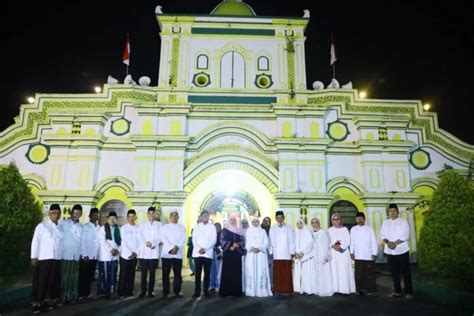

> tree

[
  {"left": 418, "top": 170, "right": 474, "bottom": 290},
  {"left": 0, "top": 162, "right": 43, "bottom": 288}
]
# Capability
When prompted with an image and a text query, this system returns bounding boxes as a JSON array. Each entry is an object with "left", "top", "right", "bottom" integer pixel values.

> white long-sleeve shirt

[
  {"left": 160, "top": 222, "right": 186, "bottom": 259},
  {"left": 192, "top": 222, "right": 217, "bottom": 259},
  {"left": 350, "top": 225, "right": 378, "bottom": 260},
  {"left": 31, "top": 220, "right": 63, "bottom": 260},
  {"left": 269, "top": 223, "right": 295, "bottom": 260},
  {"left": 138, "top": 220, "right": 162, "bottom": 259},
  {"left": 380, "top": 217, "right": 410, "bottom": 255},
  {"left": 120, "top": 223, "right": 140, "bottom": 260},
  {"left": 81, "top": 221, "right": 101, "bottom": 260},
  {"left": 59, "top": 219, "right": 82, "bottom": 261},
  {"left": 98, "top": 224, "right": 121, "bottom": 261}
]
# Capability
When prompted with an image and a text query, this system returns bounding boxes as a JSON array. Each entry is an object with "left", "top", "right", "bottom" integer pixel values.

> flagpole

[
  {"left": 123, "top": 32, "right": 130, "bottom": 78},
  {"left": 330, "top": 33, "right": 337, "bottom": 80}
]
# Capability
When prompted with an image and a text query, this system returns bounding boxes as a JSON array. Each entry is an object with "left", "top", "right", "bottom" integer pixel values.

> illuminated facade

[{"left": 1, "top": 0, "right": 473, "bottom": 260}]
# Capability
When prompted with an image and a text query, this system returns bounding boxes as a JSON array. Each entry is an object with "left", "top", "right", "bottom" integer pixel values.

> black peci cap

[{"left": 49, "top": 204, "right": 61, "bottom": 211}]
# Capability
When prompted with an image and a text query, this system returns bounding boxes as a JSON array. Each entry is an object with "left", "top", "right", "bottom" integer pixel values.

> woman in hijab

[
  {"left": 328, "top": 213, "right": 355, "bottom": 295},
  {"left": 260, "top": 216, "right": 273, "bottom": 286},
  {"left": 219, "top": 214, "right": 246, "bottom": 297},
  {"left": 245, "top": 217, "right": 272, "bottom": 297},
  {"left": 293, "top": 218, "right": 317, "bottom": 294},
  {"left": 310, "top": 217, "right": 333, "bottom": 297}
]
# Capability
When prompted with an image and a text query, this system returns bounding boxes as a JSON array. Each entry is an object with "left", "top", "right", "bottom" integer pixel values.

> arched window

[
  {"left": 197, "top": 54, "right": 208, "bottom": 69},
  {"left": 257, "top": 56, "right": 269, "bottom": 71},
  {"left": 220, "top": 51, "right": 245, "bottom": 88}
]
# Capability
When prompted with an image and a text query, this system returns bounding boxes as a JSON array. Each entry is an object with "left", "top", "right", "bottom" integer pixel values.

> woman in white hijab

[
  {"left": 245, "top": 217, "right": 272, "bottom": 297},
  {"left": 293, "top": 218, "right": 317, "bottom": 294},
  {"left": 311, "top": 217, "right": 334, "bottom": 297}
]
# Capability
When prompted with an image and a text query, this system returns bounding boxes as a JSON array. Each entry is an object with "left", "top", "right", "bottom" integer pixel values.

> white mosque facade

[{"left": 1, "top": 1, "right": 473, "bottom": 261}]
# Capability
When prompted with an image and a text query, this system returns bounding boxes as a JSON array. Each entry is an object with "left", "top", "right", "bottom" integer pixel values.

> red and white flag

[
  {"left": 122, "top": 33, "right": 130, "bottom": 66},
  {"left": 330, "top": 33, "right": 338, "bottom": 65}
]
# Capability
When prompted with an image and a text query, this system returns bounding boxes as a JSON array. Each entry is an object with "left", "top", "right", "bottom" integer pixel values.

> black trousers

[
  {"left": 354, "top": 260, "right": 377, "bottom": 293},
  {"left": 31, "top": 259, "right": 61, "bottom": 304},
  {"left": 139, "top": 258, "right": 158, "bottom": 294},
  {"left": 118, "top": 257, "right": 137, "bottom": 296},
  {"left": 162, "top": 258, "right": 183, "bottom": 295},
  {"left": 194, "top": 257, "right": 212, "bottom": 295},
  {"left": 78, "top": 259, "right": 97, "bottom": 297},
  {"left": 387, "top": 252, "right": 413, "bottom": 294}
]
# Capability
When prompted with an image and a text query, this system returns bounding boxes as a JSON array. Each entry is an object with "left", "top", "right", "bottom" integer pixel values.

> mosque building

[{"left": 1, "top": 0, "right": 472, "bottom": 261}]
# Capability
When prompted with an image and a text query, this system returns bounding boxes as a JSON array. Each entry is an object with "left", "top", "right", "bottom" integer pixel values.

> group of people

[
  {"left": 190, "top": 203, "right": 413, "bottom": 301},
  {"left": 30, "top": 205, "right": 186, "bottom": 313},
  {"left": 30, "top": 202, "right": 414, "bottom": 313}
]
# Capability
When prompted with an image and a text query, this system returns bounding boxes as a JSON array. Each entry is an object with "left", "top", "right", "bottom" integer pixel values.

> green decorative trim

[
  {"left": 170, "top": 37, "right": 180, "bottom": 87},
  {"left": 0, "top": 89, "right": 156, "bottom": 153},
  {"left": 286, "top": 36, "right": 296, "bottom": 93},
  {"left": 409, "top": 148, "right": 432, "bottom": 170},
  {"left": 110, "top": 118, "right": 131, "bottom": 136},
  {"left": 188, "top": 95, "right": 276, "bottom": 104},
  {"left": 326, "top": 176, "right": 366, "bottom": 194},
  {"left": 254, "top": 74, "right": 273, "bottom": 89},
  {"left": 26, "top": 143, "right": 50, "bottom": 164},
  {"left": 192, "top": 27, "right": 274, "bottom": 36},
  {"left": 306, "top": 94, "right": 473, "bottom": 161},
  {"left": 326, "top": 120, "right": 350, "bottom": 141},
  {"left": 192, "top": 72, "right": 211, "bottom": 87},
  {"left": 93, "top": 176, "right": 135, "bottom": 192}
]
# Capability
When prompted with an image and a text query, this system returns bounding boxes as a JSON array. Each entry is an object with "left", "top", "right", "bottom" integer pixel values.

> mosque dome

[{"left": 210, "top": 0, "right": 257, "bottom": 16}]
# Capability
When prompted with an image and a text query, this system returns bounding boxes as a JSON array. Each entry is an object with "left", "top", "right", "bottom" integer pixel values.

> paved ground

[{"left": 1, "top": 268, "right": 471, "bottom": 316}]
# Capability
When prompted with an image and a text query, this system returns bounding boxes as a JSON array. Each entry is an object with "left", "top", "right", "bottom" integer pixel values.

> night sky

[{"left": 1, "top": 0, "right": 473, "bottom": 144}]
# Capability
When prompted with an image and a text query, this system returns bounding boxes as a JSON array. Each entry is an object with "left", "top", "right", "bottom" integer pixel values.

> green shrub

[
  {"left": 418, "top": 170, "right": 474, "bottom": 290},
  {"left": 0, "top": 162, "right": 43, "bottom": 289}
]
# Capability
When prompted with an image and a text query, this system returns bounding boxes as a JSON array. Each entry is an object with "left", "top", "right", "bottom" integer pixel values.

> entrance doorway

[{"left": 201, "top": 190, "right": 259, "bottom": 226}]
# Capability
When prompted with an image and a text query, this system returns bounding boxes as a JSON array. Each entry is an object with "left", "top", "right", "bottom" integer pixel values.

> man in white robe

[
  {"left": 31, "top": 204, "right": 63, "bottom": 313},
  {"left": 118, "top": 209, "right": 140, "bottom": 298},
  {"left": 245, "top": 217, "right": 272, "bottom": 297},
  {"left": 328, "top": 213, "right": 356, "bottom": 294},
  {"left": 138, "top": 206, "right": 162, "bottom": 298},
  {"left": 310, "top": 217, "right": 333, "bottom": 297},
  {"left": 192, "top": 210, "right": 217, "bottom": 297},
  {"left": 97, "top": 211, "right": 121, "bottom": 298},
  {"left": 160, "top": 210, "right": 186, "bottom": 298},
  {"left": 59, "top": 204, "right": 83, "bottom": 303},
  {"left": 269, "top": 210, "right": 295, "bottom": 294},
  {"left": 293, "top": 218, "right": 317, "bottom": 294},
  {"left": 380, "top": 203, "right": 413, "bottom": 299},
  {"left": 350, "top": 211, "right": 378, "bottom": 295},
  {"left": 78, "top": 207, "right": 101, "bottom": 299}
]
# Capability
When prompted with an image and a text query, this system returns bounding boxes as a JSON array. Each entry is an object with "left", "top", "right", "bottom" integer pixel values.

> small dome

[{"left": 211, "top": 0, "right": 257, "bottom": 16}]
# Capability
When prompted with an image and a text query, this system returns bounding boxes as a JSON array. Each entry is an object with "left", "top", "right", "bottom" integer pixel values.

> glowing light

[
  {"left": 359, "top": 91, "right": 367, "bottom": 99},
  {"left": 27, "top": 97, "right": 35, "bottom": 104},
  {"left": 423, "top": 103, "right": 431, "bottom": 111},
  {"left": 94, "top": 86, "right": 102, "bottom": 93}
]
